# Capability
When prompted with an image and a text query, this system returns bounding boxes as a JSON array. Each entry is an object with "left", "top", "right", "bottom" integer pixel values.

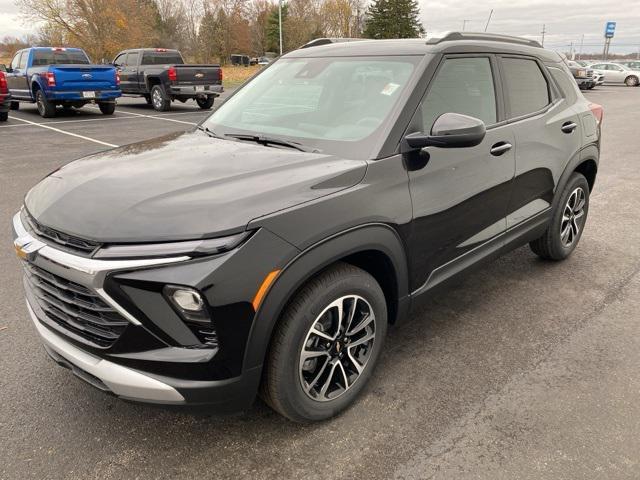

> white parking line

[
  {"left": 85, "top": 105, "right": 198, "bottom": 125},
  {"left": 0, "top": 110, "right": 205, "bottom": 129},
  {"left": 9, "top": 116, "right": 118, "bottom": 148}
]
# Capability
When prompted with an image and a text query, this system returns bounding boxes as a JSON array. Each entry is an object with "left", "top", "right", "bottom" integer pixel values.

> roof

[{"left": 286, "top": 32, "right": 560, "bottom": 63}]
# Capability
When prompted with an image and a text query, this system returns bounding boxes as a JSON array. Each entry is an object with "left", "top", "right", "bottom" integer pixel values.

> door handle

[
  {"left": 490, "top": 142, "right": 512, "bottom": 156},
  {"left": 561, "top": 121, "right": 577, "bottom": 133}
]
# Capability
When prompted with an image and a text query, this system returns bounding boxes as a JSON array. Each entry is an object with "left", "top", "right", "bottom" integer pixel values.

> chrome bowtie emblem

[
  {"left": 195, "top": 73, "right": 204, "bottom": 78},
  {"left": 14, "top": 236, "right": 44, "bottom": 262},
  {"left": 82, "top": 73, "right": 92, "bottom": 79}
]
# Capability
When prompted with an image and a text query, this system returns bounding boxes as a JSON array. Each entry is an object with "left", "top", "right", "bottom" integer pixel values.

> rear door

[
  {"left": 407, "top": 54, "right": 516, "bottom": 293},
  {"left": 498, "top": 55, "right": 583, "bottom": 228}
]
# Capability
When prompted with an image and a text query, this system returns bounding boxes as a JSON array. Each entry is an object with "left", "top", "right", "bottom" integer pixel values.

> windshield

[
  {"left": 32, "top": 50, "right": 90, "bottom": 66},
  {"left": 203, "top": 56, "right": 421, "bottom": 159}
]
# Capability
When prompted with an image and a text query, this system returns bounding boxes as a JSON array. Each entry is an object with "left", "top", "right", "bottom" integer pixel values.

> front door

[{"left": 407, "top": 55, "right": 515, "bottom": 294}]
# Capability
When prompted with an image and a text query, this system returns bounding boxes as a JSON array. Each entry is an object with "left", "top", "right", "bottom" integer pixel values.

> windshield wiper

[
  {"left": 197, "top": 125, "right": 225, "bottom": 139},
  {"left": 224, "top": 133, "right": 308, "bottom": 152}
]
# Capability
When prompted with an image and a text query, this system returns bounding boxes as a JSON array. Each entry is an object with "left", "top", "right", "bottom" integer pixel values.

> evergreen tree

[{"left": 363, "top": 0, "right": 424, "bottom": 39}]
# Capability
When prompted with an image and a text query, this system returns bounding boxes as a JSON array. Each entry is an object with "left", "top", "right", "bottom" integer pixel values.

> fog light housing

[{"left": 163, "top": 285, "right": 210, "bottom": 325}]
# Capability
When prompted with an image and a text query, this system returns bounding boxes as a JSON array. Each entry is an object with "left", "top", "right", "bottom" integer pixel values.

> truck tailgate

[
  {"left": 174, "top": 65, "right": 221, "bottom": 85},
  {"left": 52, "top": 65, "right": 117, "bottom": 90}
]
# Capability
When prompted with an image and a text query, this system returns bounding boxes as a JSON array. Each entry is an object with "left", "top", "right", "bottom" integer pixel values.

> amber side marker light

[{"left": 252, "top": 270, "right": 280, "bottom": 311}]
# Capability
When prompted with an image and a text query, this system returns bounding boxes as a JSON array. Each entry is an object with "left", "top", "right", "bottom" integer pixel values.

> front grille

[
  {"left": 587, "top": 70, "right": 594, "bottom": 77},
  {"left": 23, "top": 210, "right": 101, "bottom": 256},
  {"left": 24, "top": 263, "right": 128, "bottom": 348}
]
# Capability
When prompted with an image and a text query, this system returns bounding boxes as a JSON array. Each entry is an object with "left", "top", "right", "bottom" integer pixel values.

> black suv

[{"left": 13, "top": 33, "right": 602, "bottom": 422}]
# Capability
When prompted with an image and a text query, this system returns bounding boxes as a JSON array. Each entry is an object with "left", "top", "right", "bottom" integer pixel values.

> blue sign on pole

[{"left": 605, "top": 21, "right": 616, "bottom": 38}]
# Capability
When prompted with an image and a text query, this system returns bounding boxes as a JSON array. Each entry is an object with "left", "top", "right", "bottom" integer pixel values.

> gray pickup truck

[{"left": 113, "top": 48, "right": 223, "bottom": 111}]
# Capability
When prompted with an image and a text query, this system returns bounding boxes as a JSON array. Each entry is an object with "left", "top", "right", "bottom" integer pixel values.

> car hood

[{"left": 25, "top": 130, "right": 367, "bottom": 243}]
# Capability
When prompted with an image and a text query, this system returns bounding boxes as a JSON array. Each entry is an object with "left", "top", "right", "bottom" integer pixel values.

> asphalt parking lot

[{"left": 1, "top": 86, "right": 640, "bottom": 480}]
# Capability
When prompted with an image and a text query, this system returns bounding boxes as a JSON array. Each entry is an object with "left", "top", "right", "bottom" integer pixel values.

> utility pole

[
  {"left": 462, "top": 19, "right": 470, "bottom": 31},
  {"left": 578, "top": 34, "right": 584, "bottom": 60},
  {"left": 278, "top": 0, "right": 283, "bottom": 56},
  {"left": 484, "top": 9, "right": 493, "bottom": 32},
  {"left": 541, "top": 24, "right": 546, "bottom": 47},
  {"left": 569, "top": 41, "right": 574, "bottom": 60}
]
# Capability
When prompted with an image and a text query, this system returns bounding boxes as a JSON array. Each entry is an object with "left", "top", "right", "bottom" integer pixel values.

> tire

[
  {"left": 35, "top": 89, "right": 56, "bottom": 118},
  {"left": 150, "top": 85, "right": 170, "bottom": 111},
  {"left": 196, "top": 96, "right": 215, "bottom": 109},
  {"left": 10, "top": 101, "right": 19, "bottom": 110},
  {"left": 530, "top": 172, "right": 590, "bottom": 260},
  {"left": 98, "top": 102, "right": 116, "bottom": 115},
  {"left": 0, "top": 111, "right": 7, "bottom": 122},
  {"left": 625, "top": 75, "right": 639, "bottom": 87},
  {"left": 261, "top": 263, "right": 388, "bottom": 422}
]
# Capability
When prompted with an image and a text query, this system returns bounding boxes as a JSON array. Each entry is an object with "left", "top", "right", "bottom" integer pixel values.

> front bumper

[{"left": 12, "top": 211, "right": 295, "bottom": 409}]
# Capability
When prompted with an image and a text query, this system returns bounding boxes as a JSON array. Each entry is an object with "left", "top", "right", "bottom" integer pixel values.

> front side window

[
  {"left": 11, "top": 52, "right": 22, "bottom": 70},
  {"left": 501, "top": 57, "right": 550, "bottom": 118},
  {"left": 420, "top": 56, "right": 497, "bottom": 131},
  {"left": 203, "top": 56, "right": 421, "bottom": 159},
  {"left": 32, "top": 49, "right": 90, "bottom": 66},
  {"left": 113, "top": 53, "right": 126, "bottom": 66}
]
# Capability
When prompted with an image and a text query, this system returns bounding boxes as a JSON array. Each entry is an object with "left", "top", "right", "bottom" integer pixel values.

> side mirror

[{"left": 404, "top": 112, "right": 486, "bottom": 150}]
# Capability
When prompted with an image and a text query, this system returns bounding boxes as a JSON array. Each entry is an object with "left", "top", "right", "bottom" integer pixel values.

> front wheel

[
  {"left": 35, "top": 90, "right": 56, "bottom": 118},
  {"left": 261, "top": 263, "right": 387, "bottom": 422},
  {"left": 150, "top": 85, "right": 170, "bottom": 111},
  {"left": 530, "top": 172, "right": 590, "bottom": 260},
  {"left": 196, "top": 96, "right": 215, "bottom": 109},
  {"left": 98, "top": 102, "right": 116, "bottom": 115},
  {"left": 625, "top": 75, "right": 639, "bottom": 87}
]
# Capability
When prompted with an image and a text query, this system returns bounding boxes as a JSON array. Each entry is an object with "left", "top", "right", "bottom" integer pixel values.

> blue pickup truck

[{"left": 2, "top": 47, "right": 121, "bottom": 118}]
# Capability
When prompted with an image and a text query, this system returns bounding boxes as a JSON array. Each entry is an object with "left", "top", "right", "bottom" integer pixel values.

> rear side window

[
  {"left": 141, "top": 52, "right": 184, "bottom": 65},
  {"left": 126, "top": 52, "right": 139, "bottom": 66},
  {"left": 19, "top": 51, "right": 28, "bottom": 69},
  {"left": 501, "top": 57, "right": 550, "bottom": 117},
  {"left": 421, "top": 57, "right": 497, "bottom": 131},
  {"left": 32, "top": 50, "right": 90, "bottom": 66}
]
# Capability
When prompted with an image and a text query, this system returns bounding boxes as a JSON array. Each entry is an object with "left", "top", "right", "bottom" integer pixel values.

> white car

[
  {"left": 593, "top": 71, "right": 605, "bottom": 86},
  {"left": 588, "top": 62, "right": 640, "bottom": 86}
]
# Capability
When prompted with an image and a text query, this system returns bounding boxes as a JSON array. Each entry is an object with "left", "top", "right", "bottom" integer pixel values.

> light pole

[{"left": 278, "top": 0, "right": 283, "bottom": 56}]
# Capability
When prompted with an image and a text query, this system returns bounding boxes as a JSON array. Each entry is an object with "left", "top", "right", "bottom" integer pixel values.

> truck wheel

[
  {"left": 0, "top": 111, "right": 8, "bottom": 122},
  {"left": 98, "top": 102, "right": 116, "bottom": 115},
  {"left": 150, "top": 85, "right": 170, "bottom": 111},
  {"left": 261, "top": 263, "right": 387, "bottom": 422},
  {"left": 10, "top": 101, "right": 19, "bottom": 110},
  {"left": 35, "top": 90, "right": 56, "bottom": 118},
  {"left": 196, "top": 96, "right": 215, "bottom": 110}
]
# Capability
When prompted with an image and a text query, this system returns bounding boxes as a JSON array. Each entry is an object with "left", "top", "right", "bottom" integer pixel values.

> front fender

[{"left": 242, "top": 223, "right": 410, "bottom": 370}]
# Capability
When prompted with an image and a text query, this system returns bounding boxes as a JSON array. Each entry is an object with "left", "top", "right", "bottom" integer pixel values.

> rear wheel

[
  {"left": 261, "top": 263, "right": 387, "bottom": 422},
  {"left": 530, "top": 172, "right": 589, "bottom": 260},
  {"left": 98, "top": 102, "right": 116, "bottom": 115},
  {"left": 150, "top": 85, "right": 170, "bottom": 111},
  {"left": 0, "top": 111, "right": 7, "bottom": 121},
  {"left": 35, "top": 89, "right": 56, "bottom": 118},
  {"left": 196, "top": 96, "right": 215, "bottom": 109},
  {"left": 10, "top": 101, "right": 19, "bottom": 110},
  {"left": 625, "top": 75, "right": 639, "bottom": 87}
]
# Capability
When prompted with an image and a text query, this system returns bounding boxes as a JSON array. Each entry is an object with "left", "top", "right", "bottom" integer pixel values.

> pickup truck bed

[{"left": 113, "top": 48, "right": 223, "bottom": 111}]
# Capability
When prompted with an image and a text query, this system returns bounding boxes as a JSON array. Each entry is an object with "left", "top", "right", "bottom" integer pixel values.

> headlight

[{"left": 93, "top": 231, "right": 251, "bottom": 259}]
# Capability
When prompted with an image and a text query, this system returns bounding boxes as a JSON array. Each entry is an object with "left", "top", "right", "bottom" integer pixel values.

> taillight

[
  {"left": 0, "top": 72, "right": 7, "bottom": 94},
  {"left": 115, "top": 71, "right": 121, "bottom": 86},
  {"left": 589, "top": 102, "right": 604, "bottom": 126},
  {"left": 45, "top": 72, "right": 56, "bottom": 87},
  {"left": 168, "top": 66, "right": 177, "bottom": 82}
]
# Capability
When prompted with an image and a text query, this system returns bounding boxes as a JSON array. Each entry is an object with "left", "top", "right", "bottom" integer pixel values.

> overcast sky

[{"left": 1, "top": 0, "right": 639, "bottom": 54}]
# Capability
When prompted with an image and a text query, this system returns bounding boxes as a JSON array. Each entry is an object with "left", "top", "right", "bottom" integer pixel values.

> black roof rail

[
  {"left": 426, "top": 32, "right": 542, "bottom": 48},
  {"left": 299, "top": 38, "right": 366, "bottom": 49}
]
